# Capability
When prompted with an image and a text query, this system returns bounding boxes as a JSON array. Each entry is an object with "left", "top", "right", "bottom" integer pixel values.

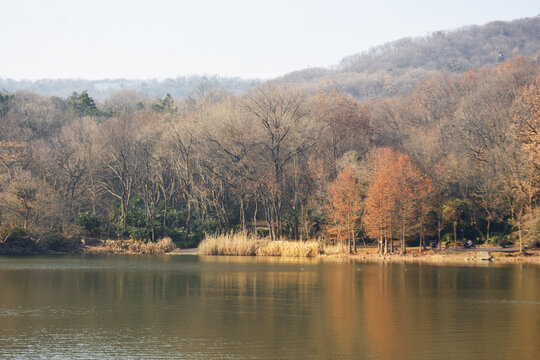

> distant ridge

[
  {"left": 277, "top": 16, "right": 540, "bottom": 99},
  {"left": 1, "top": 17, "right": 539, "bottom": 101},
  {"left": 0, "top": 75, "right": 259, "bottom": 101}
]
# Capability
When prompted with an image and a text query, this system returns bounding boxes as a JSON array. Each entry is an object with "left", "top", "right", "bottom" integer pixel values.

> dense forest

[{"left": 1, "top": 54, "right": 539, "bottom": 253}]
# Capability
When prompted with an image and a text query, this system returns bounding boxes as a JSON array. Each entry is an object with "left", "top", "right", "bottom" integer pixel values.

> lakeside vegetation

[
  {"left": 1, "top": 56, "right": 539, "bottom": 255},
  {"left": 198, "top": 233, "right": 540, "bottom": 264},
  {"left": 198, "top": 234, "right": 324, "bottom": 257},
  {"left": 84, "top": 237, "right": 176, "bottom": 255},
  {"left": 0, "top": 224, "right": 177, "bottom": 255},
  {"left": 0, "top": 19, "right": 539, "bottom": 256}
]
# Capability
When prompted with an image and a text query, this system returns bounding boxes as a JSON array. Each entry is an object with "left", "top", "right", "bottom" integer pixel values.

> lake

[{"left": 0, "top": 255, "right": 539, "bottom": 359}]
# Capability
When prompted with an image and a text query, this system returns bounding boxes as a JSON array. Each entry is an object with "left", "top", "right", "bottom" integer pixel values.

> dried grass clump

[
  {"left": 155, "top": 237, "right": 176, "bottom": 253},
  {"left": 100, "top": 240, "right": 125, "bottom": 252},
  {"left": 129, "top": 237, "right": 176, "bottom": 254},
  {"left": 198, "top": 233, "right": 260, "bottom": 256},
  {"left": 199, "top": 234, "right": 323, "bottom": 257},
  {"left": 85, "top": 237, "right": 176, "bottom": 254},
  {"left": 256, "top": 240, "right": 323, "bottom": 257}
]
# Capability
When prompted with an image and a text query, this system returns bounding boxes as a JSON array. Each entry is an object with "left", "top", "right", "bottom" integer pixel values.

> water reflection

[{"left": 0, "top": 256, "right": 538, "bottom": 359}]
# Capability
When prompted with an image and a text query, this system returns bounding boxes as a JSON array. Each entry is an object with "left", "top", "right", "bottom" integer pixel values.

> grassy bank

[{"left": 198, "top": 234, "right": 325, "bottom": 257}]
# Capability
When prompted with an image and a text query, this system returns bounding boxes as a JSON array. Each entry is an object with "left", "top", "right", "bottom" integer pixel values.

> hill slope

[
  {"left": 277, "top": 16, "right": 540, "bottom": 99},
  {"left": 1, "top": 17, "right": 539, "bottom": 101}
]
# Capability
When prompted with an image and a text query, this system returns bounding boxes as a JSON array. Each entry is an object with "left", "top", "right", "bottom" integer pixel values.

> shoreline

[
  {"left": 192, "top": 247, "right": 540, "bottom": 265},
  {"left": 2, "top": 243, "right": 539, "bottom": 265},
  {"left": 342, "top": 248, "right": 540, "bottom": 265}
]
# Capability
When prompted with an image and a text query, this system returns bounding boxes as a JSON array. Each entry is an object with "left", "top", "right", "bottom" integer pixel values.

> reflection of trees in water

[{"left": 0, "top": 259, "right": 539, "bottom": 359}]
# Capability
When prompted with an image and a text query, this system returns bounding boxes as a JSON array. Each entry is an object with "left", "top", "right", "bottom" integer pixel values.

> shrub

[
  {"left": 76, "top": 211, "right": 104, "bottom": 235},
  {"left": 40, "top": 229, "right": 82, "bottom": 252},
  {"left": 0, "top": 225, "right": 39, "bottom": 254},
  {"left": 442, "top": 233, "right": 453, "bottom": 246},
  {"left": 1, "top": 225, "right": 30, "bottom": 244}
]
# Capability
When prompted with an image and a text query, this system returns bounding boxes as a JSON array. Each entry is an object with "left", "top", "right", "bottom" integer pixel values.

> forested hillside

[
  {"left": 278, "top": 17, "right": 540, "bottom": 99},
  {"left": 1, "top": 55, "right": 539, "bottom": 254},
  {"left": 2, "top": 17, "right": 538, "bottom": 102}
]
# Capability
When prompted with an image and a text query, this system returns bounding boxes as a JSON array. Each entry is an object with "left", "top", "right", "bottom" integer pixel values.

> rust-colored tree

[
  {"left": 363, "top": 148, "right": 398, "bottom": 254},
  {"left": 364, "top": 148, "right": 434, "bottom": 254},
  {"left": 393, "top": 153, "right": 434, "bottom": 254},
  {"left": 325, "top": 166, "right": 363, "bottom": 254}
]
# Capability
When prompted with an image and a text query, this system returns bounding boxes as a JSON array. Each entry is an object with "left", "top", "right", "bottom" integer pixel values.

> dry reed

[
  {"left": 198, "top": 234, "right": 325, "bottom": 257},
  {"left": 197, "top": 233, "right": 261, "bottom": 256},
  {"left": 85, "top": 237, "right": 176, "bottom": 254}
]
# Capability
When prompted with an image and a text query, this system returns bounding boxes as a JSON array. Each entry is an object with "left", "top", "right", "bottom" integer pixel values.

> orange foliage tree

[
  {"left": 364, "top": 148, "right": 433, "bottom": 254},
  {"left": 325, "top": 165, "right": 363, "bottom": 254},
  {"left": 363, "top": 148, "right": 398, "bottom": 254},
  {"left": 393, "top": 153, "right": 434, "bottom": 253}
]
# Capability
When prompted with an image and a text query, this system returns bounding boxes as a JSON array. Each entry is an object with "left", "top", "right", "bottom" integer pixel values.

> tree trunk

[
  {"left": 240, "top": 197, "right": 246, "bottom": 234},
  {"left": 253, "top": 201, "right": 258, "bottom": 236},
  {"left": 453, "top": 222, "right": 457, "bottom": 247},
  {"left": 400, "top": 229, "right": 403, "bottom": 255},
  {"left": 518, "top": 210, "right": 523, "bottom": 253},
  {"left": 184, "top": 202, "right": 192, "bottom": 243},
  {"left": 163, "top": 198, "right": 168, "bottom": 228},
  {"left": 486, "top": 219, "right": 491, "bottom": 244},
  {"left": 437, "top": 217, "right": 442, "bottom": 249}
]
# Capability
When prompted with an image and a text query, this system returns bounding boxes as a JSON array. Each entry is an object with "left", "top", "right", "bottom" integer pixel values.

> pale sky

[{"left": 1, "top": 0, "right": 538, "bottom": 80}]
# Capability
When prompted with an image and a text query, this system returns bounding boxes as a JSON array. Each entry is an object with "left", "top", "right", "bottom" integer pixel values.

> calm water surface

[{"left": 0, "top": 255, "right": 539, "bottom": 359}]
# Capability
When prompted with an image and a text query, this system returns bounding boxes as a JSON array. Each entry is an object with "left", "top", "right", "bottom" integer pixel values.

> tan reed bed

[{"left": 198, "top": 234, "right": 325, "bottom": 257}]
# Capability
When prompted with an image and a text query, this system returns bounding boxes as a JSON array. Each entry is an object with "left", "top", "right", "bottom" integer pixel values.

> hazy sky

[{"left": 1, "top": 0, "right": 538, "bottom": 80}]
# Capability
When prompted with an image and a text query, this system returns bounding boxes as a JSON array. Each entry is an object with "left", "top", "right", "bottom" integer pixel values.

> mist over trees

[
  {"left": 0, "top": 76, "right": 259, "bottom": 101},
  {"left": 1, "top": 54, "right": 539, "bottom": 252}
]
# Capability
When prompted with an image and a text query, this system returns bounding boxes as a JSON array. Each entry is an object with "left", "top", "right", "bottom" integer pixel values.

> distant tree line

[
  {"left": 0, "top": 56, "right": 538, "bottom": 252},
  {"left": 0, "top": 76, "right": 259, "bottom": 101}
]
